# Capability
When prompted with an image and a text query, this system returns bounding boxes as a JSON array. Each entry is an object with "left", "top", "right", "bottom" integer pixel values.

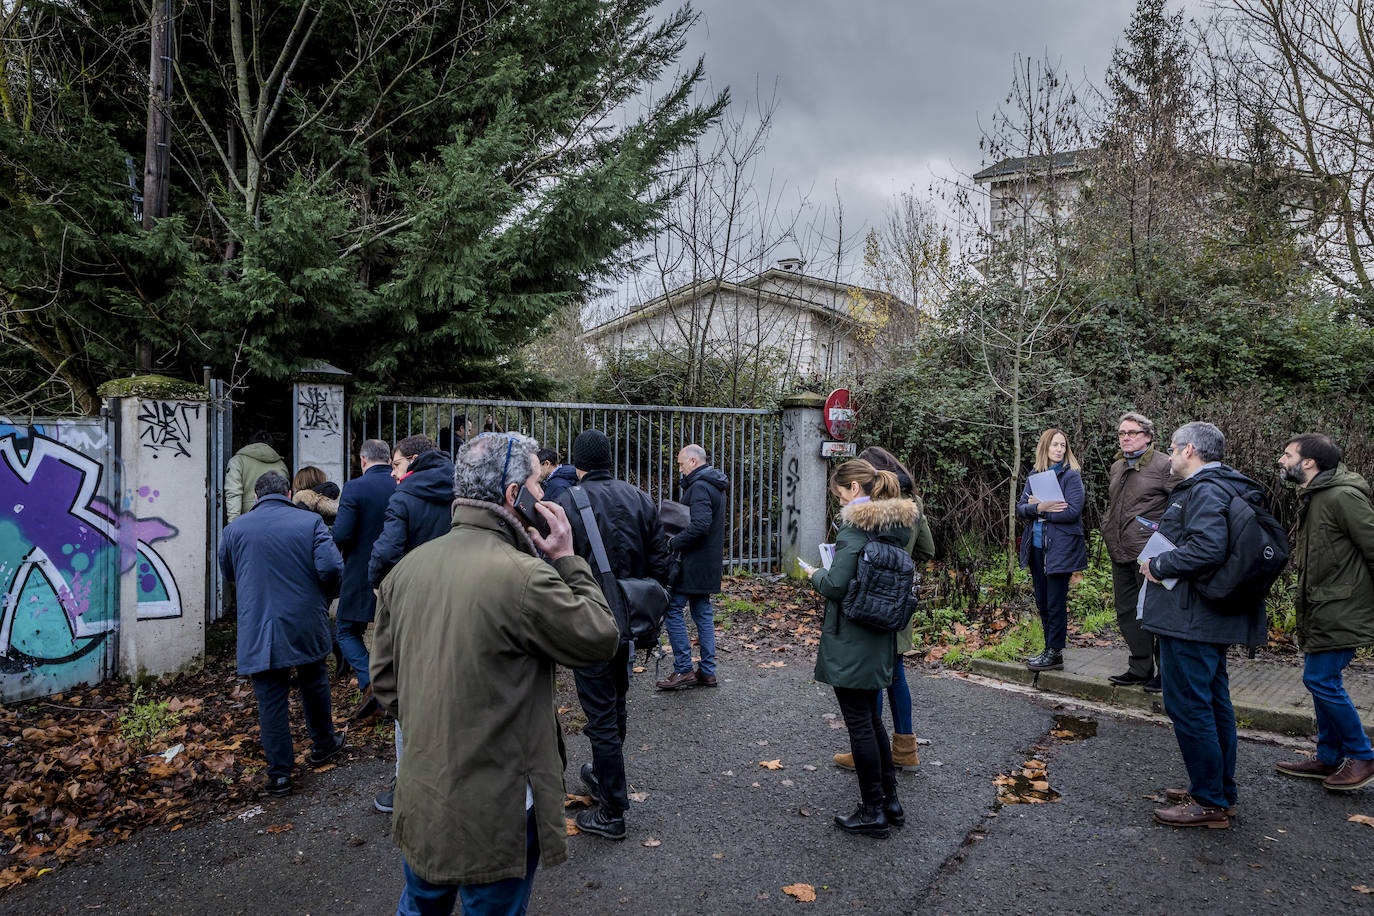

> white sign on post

[{"left": 821, "top": 441, "right": 856, "bottom": 458}]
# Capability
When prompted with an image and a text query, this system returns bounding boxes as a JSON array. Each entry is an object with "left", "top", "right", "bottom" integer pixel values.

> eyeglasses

[
  {"left": 1166, "top": 444, "right": 1187, "bottom": 455},
  {"left": 1117, "top": 429, "right": 1147, "bottom": 438},
  {"left": 475, "top": 431, "right": 518, "bottom": 491}
]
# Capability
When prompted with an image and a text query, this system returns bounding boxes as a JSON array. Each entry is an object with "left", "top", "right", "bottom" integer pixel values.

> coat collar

[
  {"left": 450, "top": 498, "right": 539, "bottom": 556},
  {"left": 839, "top": 498, "right": 919, "bottom": 532},
  {"left": 251, "top": 493, "right": 293, "bottom": 511}
]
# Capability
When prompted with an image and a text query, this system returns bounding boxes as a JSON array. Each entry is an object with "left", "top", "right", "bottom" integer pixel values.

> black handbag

[{"left": 569, "top": 486, "right": 670, "bottom": 649}]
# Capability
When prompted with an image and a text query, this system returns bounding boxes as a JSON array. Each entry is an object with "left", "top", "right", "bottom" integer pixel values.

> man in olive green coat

[
  {"left": 1276, "top": 433, "right": 1374, "bottom": 792},
  {"left": 225, "top": 432, "right": 289, "bottom": 523},
  {"left": 371, "top": 432, "right": 620, "bottom": 914}
]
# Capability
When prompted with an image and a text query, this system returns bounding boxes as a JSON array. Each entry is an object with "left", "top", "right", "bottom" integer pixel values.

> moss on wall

[{"left": 97, "top": 375, "right": 208, "bottom": 401}]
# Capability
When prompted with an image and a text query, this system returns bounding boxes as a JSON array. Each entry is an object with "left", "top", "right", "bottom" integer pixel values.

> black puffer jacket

[
  {"left": 368, "top": 450, "right": 456, "bottom": 587},
  {"left": 669, "top": 465, "right": 729, "bottom": 594},
  {"left": 1141, "top": 465, "right": 1268, "bottom": 648},
  {"left": 556, "top": 471, "right": 672, "bottom": 640}
]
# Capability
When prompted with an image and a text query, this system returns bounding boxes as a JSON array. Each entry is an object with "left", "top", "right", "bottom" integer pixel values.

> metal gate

[
  {"left": 354, "top": 398, "right": 781, "bottom": 572},
  {"left": 205, "top": 377, "right": 232, "bottom": 622}
]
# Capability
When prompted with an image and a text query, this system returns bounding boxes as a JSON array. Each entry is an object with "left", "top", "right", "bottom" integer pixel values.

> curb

[{"left": 967, "top": 659, "right": 1329, "bottom": 738}]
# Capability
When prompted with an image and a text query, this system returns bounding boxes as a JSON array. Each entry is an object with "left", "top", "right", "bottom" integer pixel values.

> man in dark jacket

[
  {"left": 656, "top": 444, "right": 729, "bottom": 691},
  {"left": 1101, "top": 412, "right": 1176, "bottom": 690},
  {"left": 1275, "top": 433, "right": 1374, "bottom": 791},
  {"left": 367, "top": 434, "right": 456, "bottom": 814},
  {"left": 218, "top": 472, "right": 347, "bottom": 797},
  {"left": 555, "top": 429, "right": 671, "bottom": 841},
  {"left": 538, "top": 447, "right": 578, "bottom": 501},
  {"left": 332, "top": 438, "right": 395, "bottom": 718},
  {"left": 1140, "top": 421, "right": 1267, "bottom": 829}
]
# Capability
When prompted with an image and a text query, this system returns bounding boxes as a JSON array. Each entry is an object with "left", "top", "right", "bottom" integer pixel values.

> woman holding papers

[
  {"left": 1016, "top": 428, "right": 1088, "bottom": 672},
  {"left": 799, "top": 459, "right": 919, "bottom": 838}
]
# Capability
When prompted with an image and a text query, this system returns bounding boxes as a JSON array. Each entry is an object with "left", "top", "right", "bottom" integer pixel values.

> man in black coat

[
  {"left": 366, "top": 433, "right": 456, "bottom": 813},
  {"left": 656, "top": 444, "right": 729, "bottom": 691},
  {"left": 332, "top": 438, "right": 395, "bottom": 718},
  {"left": 1140, "top": 421, "right": 1268, "bottom": 830},
  {"left": 555, "top": 429, "right": 671, "bottom": 841}
]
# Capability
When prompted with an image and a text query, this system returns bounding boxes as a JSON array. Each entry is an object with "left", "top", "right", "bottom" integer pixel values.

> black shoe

[
  {"left": 834, "top": 803, "right": 889, "bottom": 838},
  {"left": 309, "top": 734, "right": 346, "bottom": 767},
  {"left": 373, "top": 788, "right": 394, "bottom": 813},
  {"left": 579, "top": 762, "right": 602, "bottom": 802},
  {"left": 1143, "top": 674, "right": 1163, "bottom": 694},
  {"left": 575, "top": 805, "right": 626, "bottom": 840},
  {"left": 1108, "top": 671, "right": 1152, "bottom": 686},
  {"left": 882, "top": 795, "right": 905, "bottom": 828},
  {"left": 1026, "top": 649, "right": 1063, "bottom": 671},
  {"left": 266, "top": 775, "right": 292, "bottom": 798}
]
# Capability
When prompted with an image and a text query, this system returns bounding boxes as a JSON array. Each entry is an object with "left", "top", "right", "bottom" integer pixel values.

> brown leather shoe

[
  {"left": 352, "top": 685, "right": 381, "bottom": 722},
  {"left": 655, "top": 671, "right": 697, "bottom": 691},
  {"left": 1164, "top": 788, "right": 1236, "bottom": 816},
  {"left": 1153, "top": 802, "right": 1229, "bottom": 829},
  {"left": 695, "top": 669, "right": 717, "bottom": 687},
  {"left": 1276, "top": 756, "right": 1339, "bottom": 780},
  {"left": 1322, "top": 757, "right": 1374, "bottom": 792}
]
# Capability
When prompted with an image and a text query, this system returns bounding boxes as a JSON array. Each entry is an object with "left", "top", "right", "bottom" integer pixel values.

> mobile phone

[{"left": 512, "top": 485, "right": 551, "bottom": 538}]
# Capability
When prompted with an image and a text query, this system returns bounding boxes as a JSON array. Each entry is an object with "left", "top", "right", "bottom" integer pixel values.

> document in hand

[
  {"left": 1135, "top": 531, "right": 1179, "bottom": 619},
  {"left": 1027, "top": 470, "right": 1065, "bottom": 504},
  {"left": 819, "top": 543, "right": 836, "bottom": 570}
]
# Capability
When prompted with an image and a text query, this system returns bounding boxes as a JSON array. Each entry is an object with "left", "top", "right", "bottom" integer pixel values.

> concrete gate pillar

[
  {"left": 292, "top": 362, "right": 351, "bottom": 486},
  {"left": 779, "top": 391, "right": 829, "bottom": 576}
]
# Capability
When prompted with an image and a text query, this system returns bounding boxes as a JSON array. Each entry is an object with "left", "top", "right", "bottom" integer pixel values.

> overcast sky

[{"left": 670, "top": 0, "right": 1209, "bottom": 267}]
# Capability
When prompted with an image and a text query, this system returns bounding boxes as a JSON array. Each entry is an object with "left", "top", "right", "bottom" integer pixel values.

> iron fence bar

[{"left": 373, "top": 395, "right": 774, "bottom": 416}]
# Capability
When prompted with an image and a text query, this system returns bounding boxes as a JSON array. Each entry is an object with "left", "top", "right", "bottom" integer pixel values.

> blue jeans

[
  {"left": 1304, "top": 649, "right": 1374, "bottom": 765},
  {"left": 396, "top": 808, "right": 540, "bottom": 916},
  {"left": 249, "top": 658, "right": 336, "bottom": 779},
  {"left": 1027, "top": 546, "right": 1070, "bottom": 650},
  {"left": 1158, "top": 636, "right": 1237, "bottom": 809},
  {"left": 664, "top": 592, "right": 716, "bottom": 677},
  {"left": 336, "top": 619, "right": 371, "bottom": 689},
  {"left": 879, "top": 648, "right": 914, "bottom": 734}
]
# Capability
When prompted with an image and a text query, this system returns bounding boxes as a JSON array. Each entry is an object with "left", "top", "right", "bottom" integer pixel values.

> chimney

[{"left": 777, "top": 258, "right": 805, "bottom": 273}]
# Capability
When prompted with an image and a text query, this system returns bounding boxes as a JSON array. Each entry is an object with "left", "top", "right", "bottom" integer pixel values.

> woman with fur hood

[
  {"left": 804, "top": 459, "right": 920, "bottom": 838},
  {"left": 291, "top": 466, "right": 341, "bottom": 525}
]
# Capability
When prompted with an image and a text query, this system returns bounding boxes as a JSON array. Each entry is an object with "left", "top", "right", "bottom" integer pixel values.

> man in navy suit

[{"left": 332, "top": 438, "right": 396, "bottom": 719}]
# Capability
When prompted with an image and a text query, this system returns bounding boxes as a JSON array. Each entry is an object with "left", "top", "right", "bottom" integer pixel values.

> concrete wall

[
  {"left": 779, "top": 393, "right": 830, "bottom": 575},
  {"left": 293, "top": 381, "right": 346, "bottom": 486}
]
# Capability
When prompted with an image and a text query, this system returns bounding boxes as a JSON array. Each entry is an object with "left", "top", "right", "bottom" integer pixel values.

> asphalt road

[{"left": 7, "top": 662, "right": 1372, "bottom": 915}]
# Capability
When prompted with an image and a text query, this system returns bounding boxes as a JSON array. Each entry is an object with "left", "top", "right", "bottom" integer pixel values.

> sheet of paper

[
  {"left": 1027, "top": 470, "right": 1065, "bottom": 504},
  {"left": 1135, "top": 531, "right": 1179, "bottom": 617},
  {"left": 819, "top": 543, "right": 836, "bottom": 570}
]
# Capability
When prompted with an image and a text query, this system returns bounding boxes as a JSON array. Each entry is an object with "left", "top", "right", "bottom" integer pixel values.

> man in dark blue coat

[
  {"left": 1140, "top": 421, "right": 1268, "bottom": 830},
  {"left": 656, "top": 444, "right": 730, "bottom": 691},
  {"left": 332, "top": 438, "right": 395, "bottom": 718},
  {"left": 366, "top": 433, "right": 456, "bottom": 814},
  {"left": 538, "top": 447, "right": 578, "bottom": 501},
  {"left": 218, "top": 471, "right": 347, "bottom": 797}
]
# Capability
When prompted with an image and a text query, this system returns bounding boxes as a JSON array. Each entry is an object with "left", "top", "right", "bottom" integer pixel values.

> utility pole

[{"left": 140, "top": 0, "right": 174, "bottom": 371}]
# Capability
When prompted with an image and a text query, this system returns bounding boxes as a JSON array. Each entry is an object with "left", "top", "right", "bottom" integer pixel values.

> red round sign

[{"left": 824, "top": 388, "right": 853, "bottom": 440}]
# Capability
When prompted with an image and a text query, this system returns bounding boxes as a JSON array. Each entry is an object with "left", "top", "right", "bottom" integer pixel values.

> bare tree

[{"left": 853, "top": 189, "right": 952, "bottom": 354}]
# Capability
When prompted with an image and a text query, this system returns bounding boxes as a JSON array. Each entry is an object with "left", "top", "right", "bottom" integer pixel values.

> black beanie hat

[{"left": 572, "top": 429, "right": 613, "bottom": 472}]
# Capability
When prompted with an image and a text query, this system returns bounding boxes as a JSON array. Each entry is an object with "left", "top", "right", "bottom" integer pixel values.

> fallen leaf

[
  {"left": 758, "top": 661, "right": 786, "bottom": 669},
  {"left": 712, "top": 852, "right": 725, "bottom": 859},
  {"left": 565, "top": 817, "right": 580, "bottom": 836},
  {"left": 759, "top": 760, "right": 783, "bottom": 770},
  {"left": 632, "top": 666, "right": 647, "bottom": 674},
  {"left": 642, "top": 838, "right": 661, "bottom": 847},
  {"left": 265, "top": 823, "right": 293, "bottom": 834},
  {"left": 628, "top": 791, "right": 649, "bottom": 803},
  {"left": 556, "top": 707, "right": 572, "bottom": 715},
  {"left": 783, "top": 883, "right": 817, "bottom": 902},
  {"left": 564, "top": 794, "right": 594, "bottom": 809},
  {"left": 1348, "top": 814, "right": 1374, "bottom": 829},
  {"left": 1353, "top": 885, "right": 1373, "bottom": 894}
]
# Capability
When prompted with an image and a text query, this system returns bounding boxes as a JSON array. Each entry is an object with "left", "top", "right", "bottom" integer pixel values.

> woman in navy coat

[{"left": 1016, "top": 427, "right": 1088, "bottom": 672}]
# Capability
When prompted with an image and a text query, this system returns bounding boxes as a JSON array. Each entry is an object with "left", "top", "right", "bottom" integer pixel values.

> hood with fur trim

[{"left": 839, "top": 498, "right": 920, "bottom": 532}]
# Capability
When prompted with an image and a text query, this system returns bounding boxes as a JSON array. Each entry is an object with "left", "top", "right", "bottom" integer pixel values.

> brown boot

[
  {"left": 891, "top": 733, "right": 920, "bottom": 770},
  {"left": 1322, "top": 757, "right": 1374, "bottom": 792},
  {"left": 833, "top": 752, "right": 855, "bottom": 770},
  {"left": 1276, "top": 756, "right": 1339, "bottom": 780}
]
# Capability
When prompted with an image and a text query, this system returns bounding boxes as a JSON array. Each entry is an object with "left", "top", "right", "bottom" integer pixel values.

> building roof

[{"left": 973, "top": 149, "right": 1093, "bottom": 181}]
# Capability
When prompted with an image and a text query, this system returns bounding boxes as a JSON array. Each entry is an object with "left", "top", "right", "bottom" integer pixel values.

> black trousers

[
  {"left": 834, "top": 686, "right": 897, "bottom": 806},
  {"left": 249, "top": 658, "right": 336, "bottom": 779},
  {"left": 1027, "top": 545, "right": 1070, "bottom": 650},
  {"left": 1111, "top": 561, "right": 1158, "bottom": 677},
  {"left": 573, "top": 642, "right": 631, "bottom": 813}
]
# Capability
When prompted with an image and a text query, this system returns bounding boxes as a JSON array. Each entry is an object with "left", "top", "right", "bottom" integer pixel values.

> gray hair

[
  {"left": 254, "top": 471, "right": 289, "bottom": 498},
  {"left": 1117, "top": 412, "right": 1155, "bottom": 439},
  {"left": 360, "top": 438, "right": 390, "bottom": 463},
  {"left": 454, "top": 432, "right": 540, "bottom": 503},
  {"left": 1172, "top": 421, "right": 1225, "bottom": 462},
  {"left": 681, "top": 443, "right": 707, "bottom": 462}
]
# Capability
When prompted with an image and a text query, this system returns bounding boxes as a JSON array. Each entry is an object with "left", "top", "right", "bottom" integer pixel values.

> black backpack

[
  {"left": 1192, "top": 480, "right": 1290, "bottom": 610},
  {"left": 840, "top": 532, "right": 918, "bottom": 632}
]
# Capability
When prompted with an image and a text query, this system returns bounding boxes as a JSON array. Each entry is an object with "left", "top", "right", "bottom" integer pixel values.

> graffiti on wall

[
  {"left": 0, "top": 429, "right": 183, "bottom": 691},
  {"left": 297, "top": 386, "right": 341, "bottom": 438},
  {"left": 139, "top": 401, "right": 201, "bottom": 459}
]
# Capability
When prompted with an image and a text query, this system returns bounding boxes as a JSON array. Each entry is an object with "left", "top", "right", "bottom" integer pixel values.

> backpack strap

[{"left": 569, "top": 486, "right": 613, "bottom": 578}]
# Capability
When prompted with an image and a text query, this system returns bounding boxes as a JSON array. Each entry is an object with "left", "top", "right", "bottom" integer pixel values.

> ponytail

[
  {"left": 871, "top": 469, "right": 901, "bottom": 500},
  {"left": 830, "top": 459, "right": 903, "bottom": 501}
]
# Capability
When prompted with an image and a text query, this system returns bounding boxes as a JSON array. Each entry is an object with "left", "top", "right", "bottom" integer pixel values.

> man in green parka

[
  {"left": 371, "top": 432, "right": 620, "bottom": 914},
  {"left": 1276, "top": 433, "right": 1374, "bottom": 792}
]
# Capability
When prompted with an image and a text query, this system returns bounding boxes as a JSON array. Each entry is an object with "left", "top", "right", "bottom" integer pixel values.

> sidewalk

[{"left": 969, "top": 646, "right": 1374, "bottom": 738}]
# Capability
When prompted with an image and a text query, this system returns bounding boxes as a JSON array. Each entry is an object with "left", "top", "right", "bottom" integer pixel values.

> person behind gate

[{"left": 656, "top": 443, "right": 729, "bottom": 691}]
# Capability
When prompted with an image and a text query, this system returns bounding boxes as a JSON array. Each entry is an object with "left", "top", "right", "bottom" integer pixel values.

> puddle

[
  {"left": 1049, "top": 714, "right": 1097, "bottom": 742},
  {"left": 993, "top": 756, "right": 1061, "bottom": 805}
]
